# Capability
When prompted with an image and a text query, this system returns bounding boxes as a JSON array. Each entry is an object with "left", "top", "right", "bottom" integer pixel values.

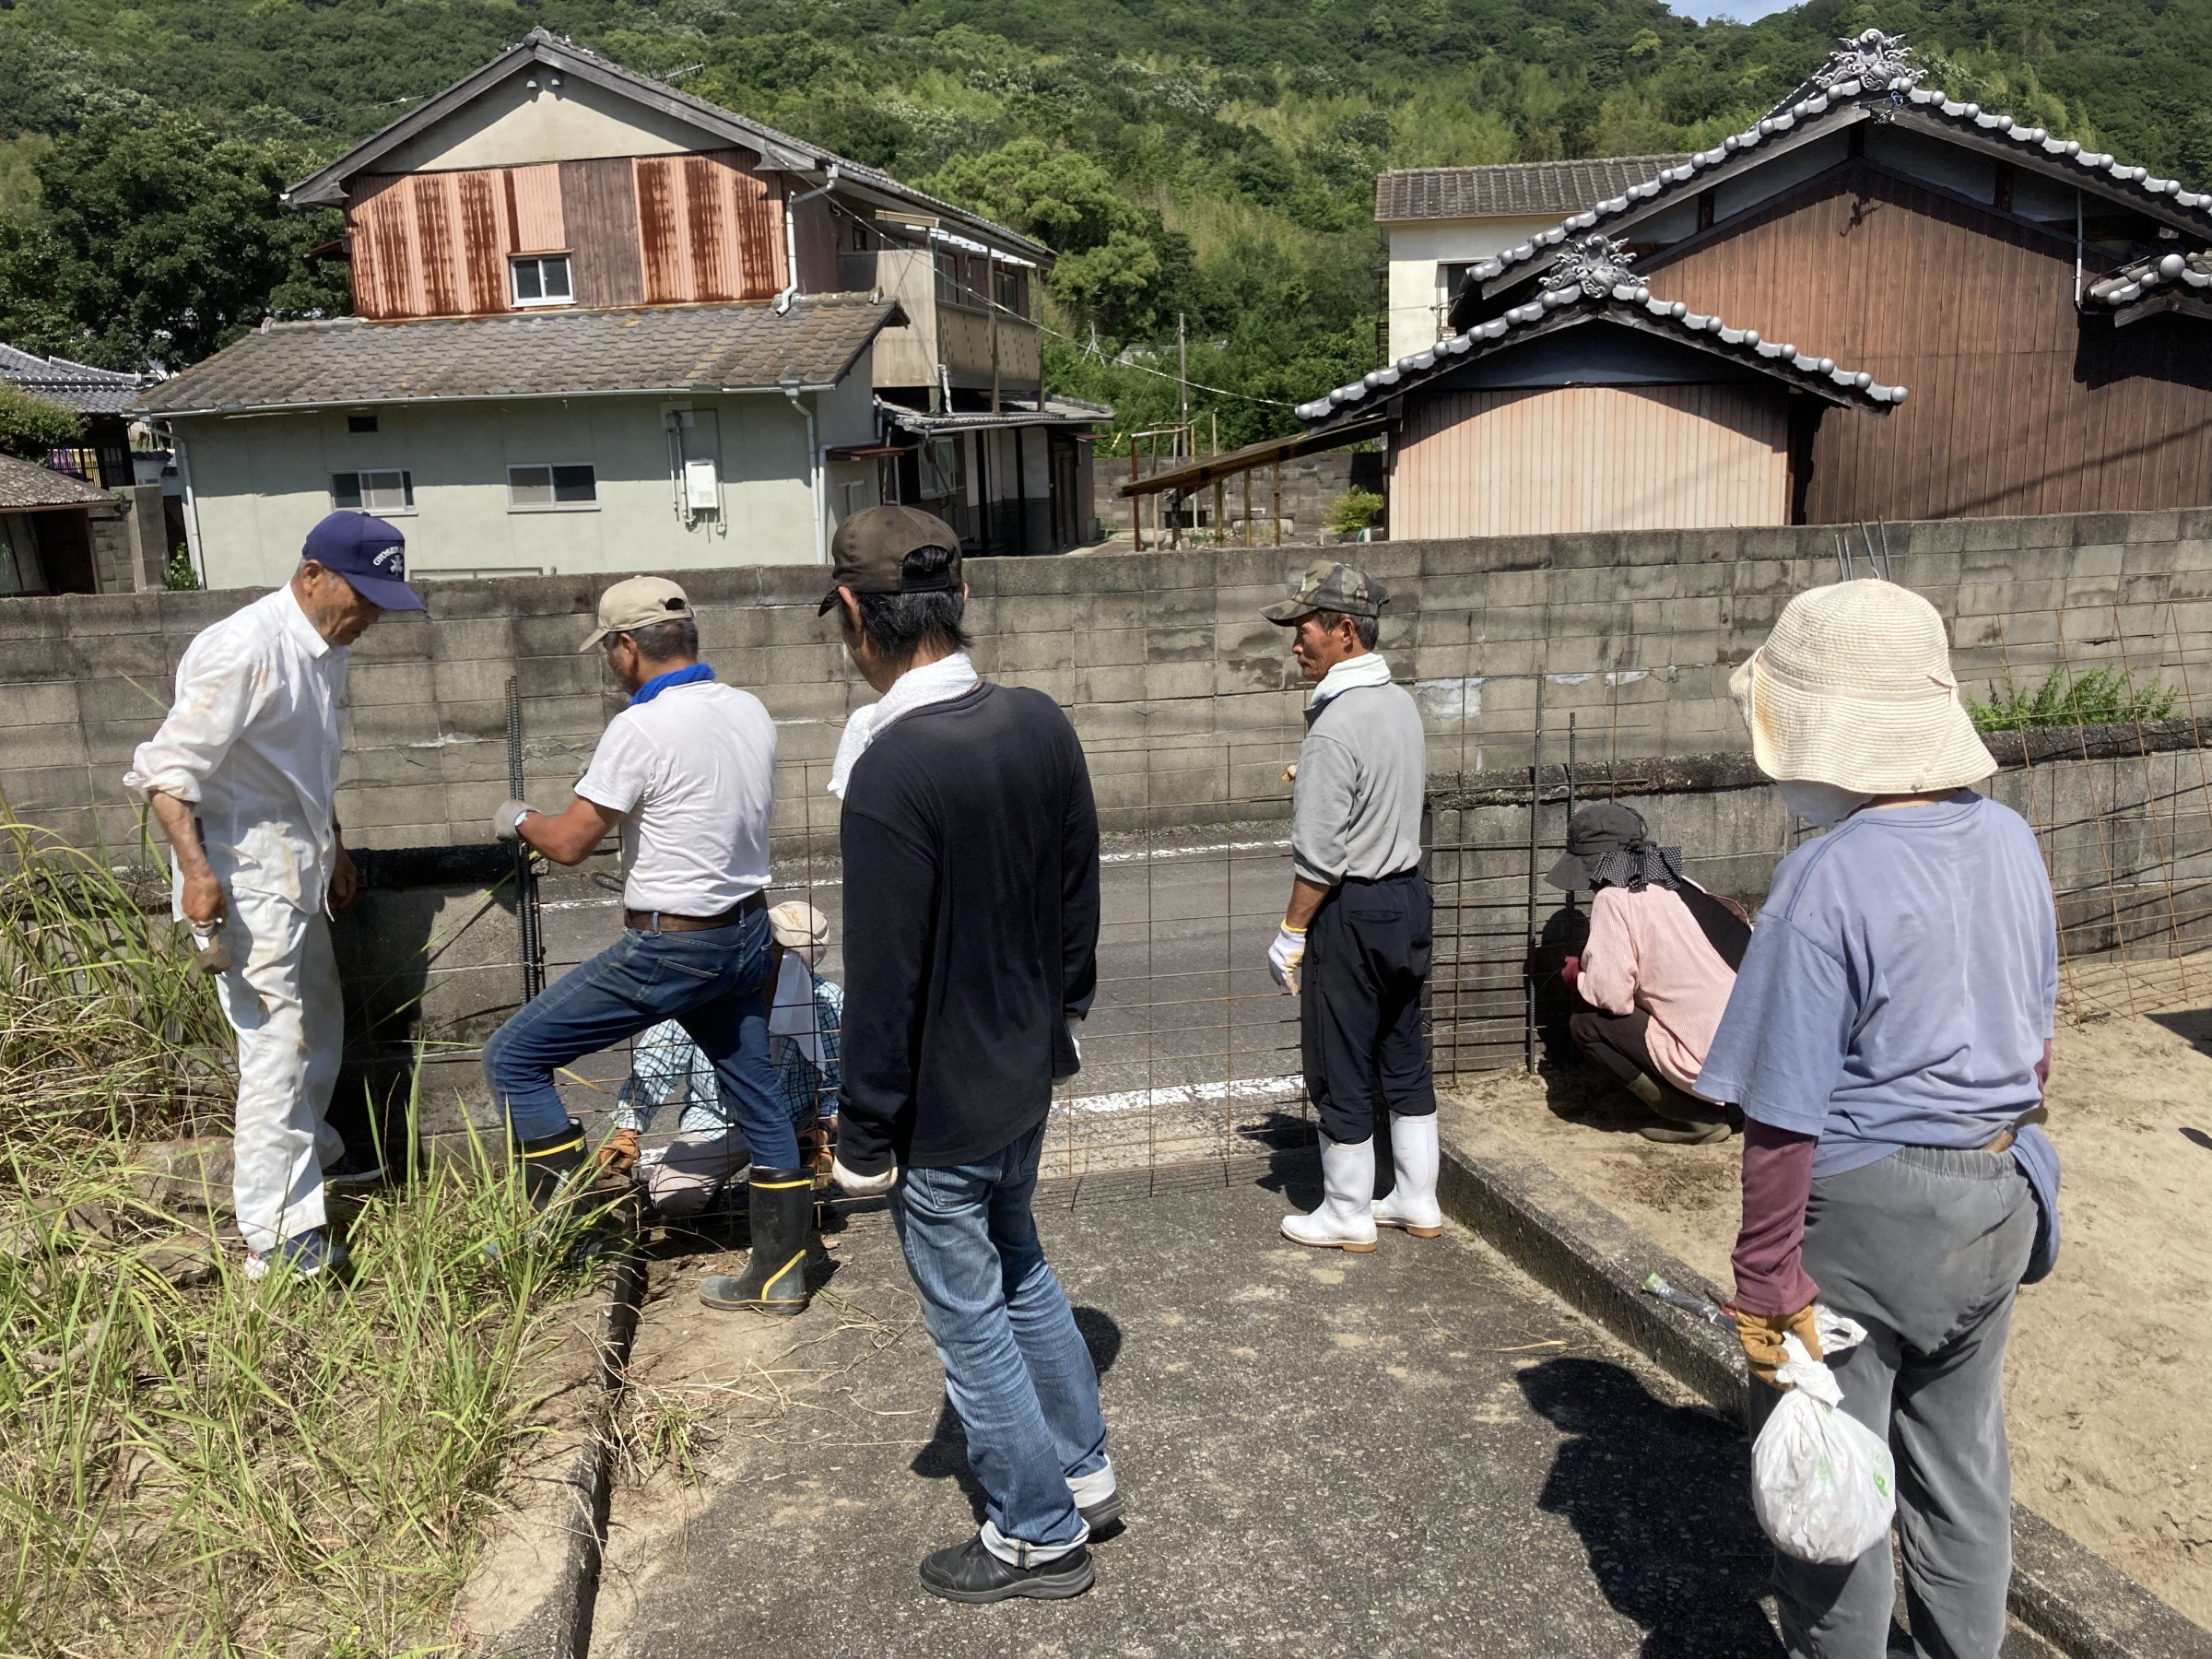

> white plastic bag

[{"left": 1750, "top": 1306, "right": 1897, "bottom": 1564}]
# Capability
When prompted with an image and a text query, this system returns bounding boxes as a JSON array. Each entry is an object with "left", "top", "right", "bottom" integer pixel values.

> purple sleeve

[{"left": 1732, "top": 1120, "right": 1820, "bottom": 1316}]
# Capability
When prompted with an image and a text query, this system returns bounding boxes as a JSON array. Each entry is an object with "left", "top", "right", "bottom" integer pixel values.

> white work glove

[
  {"left": 1268, "top": 922, "right": 1308, "bottom": 994},
  {"left": 1067, "top": 1017, "right": 1083, "bottom": 1063},
  {"left": 493, "top": 800, "right": 536, "bottom": 841},
  {"left": 831, "top": 1154, "right": 898, "bottom": 1197}
]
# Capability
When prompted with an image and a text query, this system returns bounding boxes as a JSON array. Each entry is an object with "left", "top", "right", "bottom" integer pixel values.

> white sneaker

[
  {"left": 1372, "top": 1112, "right": 1443, "bottom": 1238},
  {"left": 1281, "top": 1136, "right": 1378, "bottom": 1252}
]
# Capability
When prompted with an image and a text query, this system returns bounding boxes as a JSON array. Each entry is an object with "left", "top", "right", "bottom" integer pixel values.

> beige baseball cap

[
  {"left": 579, "top": 576, "right": 696, "bottom": 651},
  {"left": 769, "top": 900, "right": 830, "bottom": 968}
]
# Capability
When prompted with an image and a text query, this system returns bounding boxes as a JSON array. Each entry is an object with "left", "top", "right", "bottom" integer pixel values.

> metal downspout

[
  {"left": 785, "top": 384, "right": 824, "bottom": 563},
  {"left": 775, "top": 165, "right": 841, "bottom": 316}
]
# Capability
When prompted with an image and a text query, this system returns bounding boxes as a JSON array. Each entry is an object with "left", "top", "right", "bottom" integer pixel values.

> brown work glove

[
  {"left": 594, "top": 1126, "right": 641, "bottom": 1179},
  {"left": 1735, "top": 1303, "right": 1823, "bottom": 1391}
]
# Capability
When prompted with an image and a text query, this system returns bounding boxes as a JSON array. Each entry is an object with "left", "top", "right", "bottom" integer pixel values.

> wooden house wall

[
  {"left": 1643, "top": 161, "right": 2212, "bottom": 521},
  {"left": 1393, "top": 382, "right": 1788, "bottom": 537},
  {"left": 348, "top": 149, "right": 786, "bottom": 319}
]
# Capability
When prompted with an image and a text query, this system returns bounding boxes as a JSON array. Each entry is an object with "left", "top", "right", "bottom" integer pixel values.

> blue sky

[{"left": 1671, "top": 0, "right": 1797, "bottom": 20}]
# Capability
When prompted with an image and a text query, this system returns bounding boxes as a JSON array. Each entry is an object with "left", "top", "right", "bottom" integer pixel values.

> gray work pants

[{"left": 1749, "top": 1145, "right": 2037, "bottom": 1659}]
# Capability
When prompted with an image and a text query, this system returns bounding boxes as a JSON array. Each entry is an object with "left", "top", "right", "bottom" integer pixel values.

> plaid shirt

[{"left": 614, "top": 977, "right": 843, "bottom": 1135}]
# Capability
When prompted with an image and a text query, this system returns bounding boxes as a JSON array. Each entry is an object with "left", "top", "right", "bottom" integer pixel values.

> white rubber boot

[
  {"left": 1372, "top": 1112, "right": 1443, "bottom": 1238},
  {"left": 1281, "top": 1136, "right": 1379, "bottom": 1252}
]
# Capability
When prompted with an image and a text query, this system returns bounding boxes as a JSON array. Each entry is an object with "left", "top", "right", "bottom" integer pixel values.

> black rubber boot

[
  {"left": 515, "top": 1119, "right": 588, "bottom": 1212},
  {"left": 698, "top": 1169, "right": 814, "bottom": 1316}
]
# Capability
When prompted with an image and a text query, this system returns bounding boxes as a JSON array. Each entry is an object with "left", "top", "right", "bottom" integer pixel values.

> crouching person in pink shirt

[{"left": 1550, "top": 803, "right": 1750, "bottom": 1146}]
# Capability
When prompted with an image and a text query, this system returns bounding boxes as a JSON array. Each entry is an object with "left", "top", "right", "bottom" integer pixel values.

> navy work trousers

[{"left": 1300, "top": 868, "right": 1437, "bottom": 1146}]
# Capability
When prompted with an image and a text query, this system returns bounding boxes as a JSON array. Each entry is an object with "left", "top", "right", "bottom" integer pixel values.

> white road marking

[{"left": 1059, "top": 1073, "right": 1306, "bottom": 1118}]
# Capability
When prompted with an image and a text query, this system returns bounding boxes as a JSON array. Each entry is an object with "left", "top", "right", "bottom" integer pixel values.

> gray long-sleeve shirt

[{"left": 1291, "top": 679, "right": 1427, "bottom": 884}]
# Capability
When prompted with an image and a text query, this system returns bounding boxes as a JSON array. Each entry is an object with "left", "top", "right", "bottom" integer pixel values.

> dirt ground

[{"left": 1453, "top": 961, "right": 2212, "bottom": 1629}]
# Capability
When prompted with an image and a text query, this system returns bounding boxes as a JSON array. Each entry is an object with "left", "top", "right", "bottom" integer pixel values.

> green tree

[
  {"left": 0, "top": 112, "right": 347, "bottom": 371},
  {"left": 0, "top": 382, "right": 82, "bottom": 462}
]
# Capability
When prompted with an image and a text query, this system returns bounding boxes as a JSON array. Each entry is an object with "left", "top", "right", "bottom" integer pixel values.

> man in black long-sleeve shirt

[{"left": 822, "top": 507, "right": 1112, "bottom": 1605}]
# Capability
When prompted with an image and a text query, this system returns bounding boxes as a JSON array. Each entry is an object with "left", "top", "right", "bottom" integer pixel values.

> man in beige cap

[
  {"left": 1262, "top": 559, "right": 1441, "bottom": 1252},
  {"left": 482, "top": 578, "right": 818, "bottom": 1315},
  {"left": 1697, "top": 580, "right": 2059, "bottom": 1659}
]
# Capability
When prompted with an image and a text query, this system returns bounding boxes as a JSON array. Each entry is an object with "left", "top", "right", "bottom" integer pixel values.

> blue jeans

[
  {"left": 481, "top": 912, "right": 797, "bottom": 1169},
  {"left": 890, "top": 1122, "right": 1110, "bottom": 1564}
]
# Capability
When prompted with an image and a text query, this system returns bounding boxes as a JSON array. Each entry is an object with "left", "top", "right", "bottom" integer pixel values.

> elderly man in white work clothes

[{"left": 126, "top": 512, "right": 425, "bottom": 1281}]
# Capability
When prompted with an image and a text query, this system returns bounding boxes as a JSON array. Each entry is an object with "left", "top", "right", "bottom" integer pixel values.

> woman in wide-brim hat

[{"left": 1698, "top": 581, "right": 2060, "bottom": 1659}]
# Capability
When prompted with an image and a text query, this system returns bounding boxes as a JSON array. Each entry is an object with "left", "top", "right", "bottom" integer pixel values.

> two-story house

[{"left": 139, "top": 29, "right": 1107, "bottom": 588}]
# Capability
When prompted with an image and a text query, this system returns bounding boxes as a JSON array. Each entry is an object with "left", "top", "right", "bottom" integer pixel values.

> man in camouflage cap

[{"left": 1263, "top": 559, "right": 1440, "bottom": 1253}]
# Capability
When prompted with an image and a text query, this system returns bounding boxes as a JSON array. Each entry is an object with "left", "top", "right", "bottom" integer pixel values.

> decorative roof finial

[
  {"left": 1540, "top": 233, "right": 1637, "bottom": 299},
  {"left": 1815, "top": 28, "right": 1919, "bottom": 90}
]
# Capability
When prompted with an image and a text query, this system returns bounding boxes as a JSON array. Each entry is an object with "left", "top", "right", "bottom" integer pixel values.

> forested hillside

[{"left": 0, "top": 0, "right": 2205, "bottom": 445}]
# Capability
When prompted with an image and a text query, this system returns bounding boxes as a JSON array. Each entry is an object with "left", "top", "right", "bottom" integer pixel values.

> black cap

[{"left": 818, "top": 504, "right": 964, "bottom": 616}]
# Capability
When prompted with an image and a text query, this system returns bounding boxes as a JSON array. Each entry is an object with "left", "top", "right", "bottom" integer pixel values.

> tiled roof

[
  {"left": 1297, "top": 233, "right": 1906, "bottom": 425},
  {"left": 136, "top": 294, "right": 905, "bottom": 417},
  {"left": 0, "top": 452, "right": 119, "bottom": 511},
  {"left": 2086, "top": 249, "right": 2212, "bottom": 311},
  {"left": 0, "top": 344, "right": 149, "bottom": 415},
  {"left": 1375, "top": 158, "right": 1689, "bottom": 223},
  {"left": 1451, "top": 32, "right": 2212, "bottom": 312},
  {"left": 288, "top": 29, "right": 1055, "bottom": 266}
]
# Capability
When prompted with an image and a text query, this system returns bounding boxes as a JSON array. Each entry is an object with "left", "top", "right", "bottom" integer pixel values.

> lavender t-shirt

[{"left": 1697, "top": 792, "right": 2057, "bottom": 1179}]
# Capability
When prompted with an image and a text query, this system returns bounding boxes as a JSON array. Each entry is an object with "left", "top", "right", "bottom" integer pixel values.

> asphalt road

[
  {"left": 588, "top": 1167, "right": 1790, "bottom": 1659},
  {"left": 532, "top": 824, "right": 1316, "bottom": 1171}
]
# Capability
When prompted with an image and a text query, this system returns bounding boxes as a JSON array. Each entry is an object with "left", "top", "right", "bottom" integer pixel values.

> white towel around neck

[
  {"left": 1307, "top": 650, "right": 1394, "bottom": 708},
  {"left": 828, "top": 650, "right": 979, "bottom": 798}
]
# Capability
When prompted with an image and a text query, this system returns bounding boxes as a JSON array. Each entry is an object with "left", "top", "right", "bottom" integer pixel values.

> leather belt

[{"left": 625, "top": 891, "right": 766, "bottom": 933}]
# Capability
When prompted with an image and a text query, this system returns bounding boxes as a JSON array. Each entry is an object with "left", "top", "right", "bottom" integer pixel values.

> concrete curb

[
  {"left": 1434, "top": 1106, "right": 2212, "bottom": 1659},
  {"left": 459, "top": 1243, "right": 649, "bottom": 1659}
]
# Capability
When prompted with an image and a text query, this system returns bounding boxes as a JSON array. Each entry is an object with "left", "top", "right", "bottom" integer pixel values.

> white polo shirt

[{"left": 575, "top": 678, "right": 776, "bottom": 915}]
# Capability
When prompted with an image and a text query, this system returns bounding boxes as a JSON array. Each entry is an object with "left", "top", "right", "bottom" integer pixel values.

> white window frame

[
  {"left": 510, "top": 253, "right": 574, "bottom": 309},
  {"left": 331, "top": 469, "right": 416, "bottom": 516},
  {"left": 507, "top": 463, "right": 599, "bottom": 512}
]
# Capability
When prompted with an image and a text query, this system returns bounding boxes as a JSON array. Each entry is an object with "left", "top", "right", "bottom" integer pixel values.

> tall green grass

[
  {"left": 0, "top": 816, "right": 583, "bottom": 1656},
  {"left": 1969, "top": 665, "right": 2180, "bottom": 734}
]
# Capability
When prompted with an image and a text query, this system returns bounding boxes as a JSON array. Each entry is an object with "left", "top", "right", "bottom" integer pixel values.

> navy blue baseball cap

[{"left": 300, "top": 512, "right": 425, "bottom": 611}]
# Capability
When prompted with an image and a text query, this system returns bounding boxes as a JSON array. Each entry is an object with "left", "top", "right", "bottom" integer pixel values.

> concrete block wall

[{"left": 6, "top": 507, "right": 2211, "bottom": 861}]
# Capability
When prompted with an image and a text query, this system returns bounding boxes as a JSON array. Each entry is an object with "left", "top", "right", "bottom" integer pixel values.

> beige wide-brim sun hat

[{"left": 1730, "top": 579, "right": 1996, "bottom": 794}]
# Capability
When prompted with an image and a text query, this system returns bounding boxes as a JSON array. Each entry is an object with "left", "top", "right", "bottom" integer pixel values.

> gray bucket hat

[{"left": 1546, "top": 802, "right": 1651, "bottom": 891}]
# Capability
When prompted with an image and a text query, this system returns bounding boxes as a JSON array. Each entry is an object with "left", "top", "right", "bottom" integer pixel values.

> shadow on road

[
  {"left": 909, "top": 1304, "right": 1125, "bottom": 1527},
  {"left": 1520, "top": 1357, "right": 1784, "bottom": 1658}
]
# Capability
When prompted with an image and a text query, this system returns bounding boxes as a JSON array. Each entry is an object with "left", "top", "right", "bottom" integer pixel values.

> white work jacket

[{"left": 124, "top": 584, "right": 349, "bottom": 913}]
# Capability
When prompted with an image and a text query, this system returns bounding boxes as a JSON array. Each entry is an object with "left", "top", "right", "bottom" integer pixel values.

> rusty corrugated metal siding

[
  {"left": 559, "top": 159, "right": 646, "bottom": 307},
  {"left": 347, "top": 151, "right": 792, "bottom": 318},
  {"left": 1393, "top": 382, "right": 1788, "bottom": 537},
  {"left": 634, "top": 151, "right": 788, "bottom": 306},
  {"left": 1642, "top": 162, "right": 2212, "bottom": 520}
]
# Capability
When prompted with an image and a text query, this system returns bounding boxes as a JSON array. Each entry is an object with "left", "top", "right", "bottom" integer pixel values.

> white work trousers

[{"left": 213, "top": 888, "right": 345, "bottom": 1253}]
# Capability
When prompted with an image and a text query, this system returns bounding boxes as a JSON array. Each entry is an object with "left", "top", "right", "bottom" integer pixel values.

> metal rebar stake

[
  {"left": 1525, "top": 679, "right": 1544, "bottom": 1074},
  {"left": 505, "top": 676, "right": 545, "bottom": 1003}
]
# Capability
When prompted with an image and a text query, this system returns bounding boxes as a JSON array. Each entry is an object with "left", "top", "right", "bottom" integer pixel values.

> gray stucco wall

[{"left": 8, "top": 506, "right": 2209, "bottom": 862}]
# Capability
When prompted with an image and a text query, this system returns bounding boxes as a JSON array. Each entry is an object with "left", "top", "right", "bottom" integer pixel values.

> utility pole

[{"left": 1177, "top": 312, "right": 1188, "bottom": 459}]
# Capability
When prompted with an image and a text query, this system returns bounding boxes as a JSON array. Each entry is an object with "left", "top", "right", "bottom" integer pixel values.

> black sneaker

[
  {"left": 323, "top": 1147, "right": 385, "bottom": 1187},
  {"left": 1077, "top": 1490, "right": 1124, "bottom": 1539},
  {"left": 918, "top": 1535, "right": 1094, "bottom": 1604}
]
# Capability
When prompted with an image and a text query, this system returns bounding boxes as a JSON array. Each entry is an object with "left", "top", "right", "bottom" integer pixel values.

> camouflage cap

[{"left": 1261, "top": 559, "right": 1389, "bottom": 625}]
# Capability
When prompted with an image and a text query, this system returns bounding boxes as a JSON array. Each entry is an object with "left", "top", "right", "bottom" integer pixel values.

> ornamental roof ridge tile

[
  {"left": 1450, "top": 30, "right": 2212, "bottom": 305},
  {"left": 2085, "top": 248, "right": 2212, "bottom": 307},
  {"left": 1296, "top": 246, "right": 1905, "bottom": 424}
]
